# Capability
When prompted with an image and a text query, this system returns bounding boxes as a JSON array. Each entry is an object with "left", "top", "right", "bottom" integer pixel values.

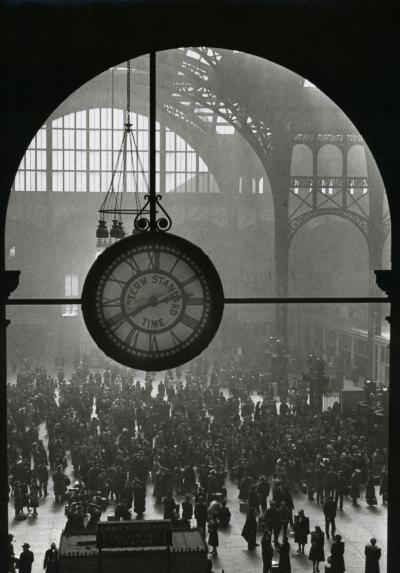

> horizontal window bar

[{"left": 5, "top": 297, "right": 389, "bottom": 305}]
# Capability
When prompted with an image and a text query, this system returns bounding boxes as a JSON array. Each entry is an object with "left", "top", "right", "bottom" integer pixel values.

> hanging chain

[{"left": 126, "top": 60, "right": 131, "bottom": 126}]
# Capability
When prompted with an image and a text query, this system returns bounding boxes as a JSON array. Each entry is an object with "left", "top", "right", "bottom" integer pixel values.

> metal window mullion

[
  {"left": 196, "top": 152, "right": 199, "bottom": 194},
  {"left": 184, "top": 141, "right": 188, "bottom": 193},
  {"left": 100, "top": 110, "right": 103, "bottom": 192},
  {"left": 34, "top": 135, "right": 37, "bottom": 192},
  {"left": 74, "top": 117, "right": 77, "bottom": 192},
  {"left": 312, "top": 146, "right": 318, "bottom": 209},
  {"left": 46, "top": 122, "right": 52, "bottom": 192},
  {"left": 86, "top": 110, "right": 90, "bottom": 192},
  {"left": 159, "top": 121, "right": 166, "bottom": 194},
  {"left": 342, "top": 144, "right": 348, "bottom": 209}
]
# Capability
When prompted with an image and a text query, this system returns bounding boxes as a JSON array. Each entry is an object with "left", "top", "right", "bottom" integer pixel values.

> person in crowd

[
  {"left": 248, "top": 483, "right": 261, "bottom": 513},
  {"left": 8, "top": 533, "right": 16, "bottom": 573},
  {"left": 217, "top": 499, "right": 231, "bottom": 528},
  {"left": 277, "top": 501, "right": 291, "bottom": 540},
  {"left": 323, "top": 495, "right": 337, "bottom": 538},
  {"left": 43, "top": 542, "right": 59, "bottom": 573},
  {"left": 293, "top": 509, "right": 309, "bottom": 554},
  {"left": 309, "top": 526, "right": 325, "bottom": 573},
  {"left": 162, "top": 490, "right": 178, "bottom": 521},
  {"left": 265, "top": 500, "right": 281, "bottom": 545},
  {"left": 277, "top": 536, "right": 291, "bottom": 573},
  {"left": 280, "top": 486, "right": 294, "bottom": 528},
  {"left": 194, "top": 496, "right": 208, "bottom": 539},
  {"left": 241, "top": 506, "right": 259, "bottom": 550},
  {"left": 334, "top": 470, "right": 346, "bottom": 511},
  {"left": 272, "top": 479, "right": 283, "bottom": 505},
  {"left": 207, "top": 514, "right": 219, "bottom": 557},
  {"left": 65, "top": 502, "right": 86, "bottom": 532},
  {"left": 257, "top": 475, "right": 270, "bottom": 512},
  {"left": 13, "top": 482, "right": 24, "bottom": 518},
  {"left": 29, "top": 478, "right": 40, "bottom": 517},
  {"left": 261, "top": 529, "right": 274, "bottom": 573},
  {"left": 328, "top": 534, "right": 345, "bottom": 573},
  {"left": 350, "top": 469, "right": 361, "bottom": 506},
  {"left": 364, "top": 538, "right": 381, "bottom": 573},
  {"left": 17, "top": 543, "right": 34, "bottom": 573},
  {"left": 365, "top": 475, "right": 377, "bottom": 507},
  {"left": 52, "top": 466, "right": 68, "bottom": 503},
  {"left": 36, "top": 463, "right": 49, "bottom": 497},
  {"left": 379, "top": 467, "right": 387, "bottom": 504},
  {"left": 181, "top": 493, "right": 193, "bottom": 527},
  {"left": 132, "top": 478, "right": 146, "bottom": 519},
  {"left": 114, "top": 499, "right": 131, "bottom": 520}
]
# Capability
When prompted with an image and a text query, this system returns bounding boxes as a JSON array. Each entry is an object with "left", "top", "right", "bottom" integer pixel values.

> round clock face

[{"left": 81, "top": 232, "right": 224, "bottom": 371}]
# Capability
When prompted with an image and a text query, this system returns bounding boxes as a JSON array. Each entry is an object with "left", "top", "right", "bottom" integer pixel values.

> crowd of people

[{"left": 6, "top": 354, "right": 387, "bottom": 572}]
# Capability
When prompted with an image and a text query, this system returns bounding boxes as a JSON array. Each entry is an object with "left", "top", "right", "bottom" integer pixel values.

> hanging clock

[{"left": 81, "top": 232, "right": 224, "bottom": 371}]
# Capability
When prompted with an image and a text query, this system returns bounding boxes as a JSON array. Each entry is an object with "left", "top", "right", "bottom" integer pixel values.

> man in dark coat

[
  {"left": 43, "top": 542, "right": 59, "bottom": 573},
  {"left": 277, "top": 501, "right": 291, "bottom": 541},
  {"left": 265, "top": 500, "right": 281, "bottom": 545},
  {"left": 281, "top": 486, "right": 294, "bottom": 527},
  {"left": 323, "top": 496, "right": 337, "bottom": 538},
  {"left": 248, "top": 484, "right": 260, "bottom": 513},
  {"left": 162, "top": 491, "right": 178, "bottom": 520},
  {"left": 334, "top": 471, "right": 346, "bottom": 511},
  {"left": 329, "top": 534, "right": 345, "bottom": 573},
  {"left": 277, "top": 536, "right": 291, "bottom": 573},
  {"left": 8, "top": 533, "right": 16, "bottom": 573},
  {"left": 17, "top": 543, "right": 34, "bottom": 573},
  {"left": 194, "top": 496, "right": 208, "bottom": 539},
  {"left": 37, "top": 463, "right": 49, "bottom": 497},
  {"left": 257, "top": 476, "right": 270, "bottom": 512},
  {"left": 52, "top": 466, "right": 67, "bottom": 503},
  {"left": 241, "top": 506, "right": 259, "bottom": 550},
  {"left": 133, "top": 479, "right": 146, "bottom": 519},
  {"left": 261, "top": 530, "right": 274, "bottom": 573},
  {"left": 293, "top": 509, "right": 310, "bottom": 554},
  {"left": 181, "top": 493, "right": 193, "bottom": 526},
  {"left": 365, "top": 538, "right": 381, "bottom": 573}
]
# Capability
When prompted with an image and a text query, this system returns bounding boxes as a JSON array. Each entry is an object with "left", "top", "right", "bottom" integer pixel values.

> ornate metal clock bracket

[{"left": 134, "top": 194, "right": 172, "bottom": 233}]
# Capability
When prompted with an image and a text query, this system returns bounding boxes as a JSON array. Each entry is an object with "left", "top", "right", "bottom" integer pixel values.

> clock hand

[
  {"left": 128, "top": 298, "right": 158, "bottom": 317},
  {"left": 127, "top": 291, "right": 193, "bottom": 317}
]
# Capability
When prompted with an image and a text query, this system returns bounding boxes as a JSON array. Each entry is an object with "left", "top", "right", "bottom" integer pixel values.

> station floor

[{"left": 7, "top": 375, "right": 387, "bottom": 573}]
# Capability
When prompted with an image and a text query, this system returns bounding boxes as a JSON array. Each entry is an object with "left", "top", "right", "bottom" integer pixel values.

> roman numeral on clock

[
  {"left": 149, "top": 333, "right": 159, "bottom": 351},
  {"left": 180, "top": 314, "right": 199, "bottom": 330},
  {"left": 147, "top": 250, "right": 160, "bottom": 270},
  {"left": 186, "top": 297, "right": 204, "bottom": 306},
  {"left": 125, "top": 327, "right": 139, "bottom": 347},
  {"left": 181, "top": 275, "right": 197, "bottom": 287},
  {"left": 169, "top": 256, "right": 180, "bottom": 274},
  {"left": 109, "top": 273, "right": 125, "bottom": 287},
  {"left": 106, "top": 311, "right": 125, "bottom": 329},
  {"left": 126, "top": 257, "right": 141, "bottom": 275},
  {"left": 171, "top": 330, "right": 182, "bottom": 345},
  {"left": 103, "top": 296, "right": 121, "bottom": 308}
]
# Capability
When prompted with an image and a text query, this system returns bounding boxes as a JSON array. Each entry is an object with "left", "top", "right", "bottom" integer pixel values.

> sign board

[{"left": 97, "top": 520, "right": 172, "bottom": 549}]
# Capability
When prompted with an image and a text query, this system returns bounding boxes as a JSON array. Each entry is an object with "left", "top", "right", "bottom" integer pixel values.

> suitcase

[{"left": 240, "top": 501, "right": 248, "bottom": 513}]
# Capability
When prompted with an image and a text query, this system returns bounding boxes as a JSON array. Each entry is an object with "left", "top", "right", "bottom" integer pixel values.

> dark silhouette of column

[{"left": 0, "top": 270, "right": 20, "bottom": 573}]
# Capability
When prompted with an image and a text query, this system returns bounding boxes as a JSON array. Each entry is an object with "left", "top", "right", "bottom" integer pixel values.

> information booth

[{"left": 59, "top": 519, "right": 208, "bottom": 573}]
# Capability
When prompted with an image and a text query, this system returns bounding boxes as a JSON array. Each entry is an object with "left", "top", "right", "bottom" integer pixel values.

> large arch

[{"left": 1, "top": 6, "right": 398, "bottom": 569}]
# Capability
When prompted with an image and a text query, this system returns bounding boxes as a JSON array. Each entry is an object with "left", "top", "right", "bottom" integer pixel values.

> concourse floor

[
  {"left": 8, "top": 452, "right": 387, "bottom": 573},
  {"left": 7, "top": 374, "right": 387, "bottom": 572}
]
